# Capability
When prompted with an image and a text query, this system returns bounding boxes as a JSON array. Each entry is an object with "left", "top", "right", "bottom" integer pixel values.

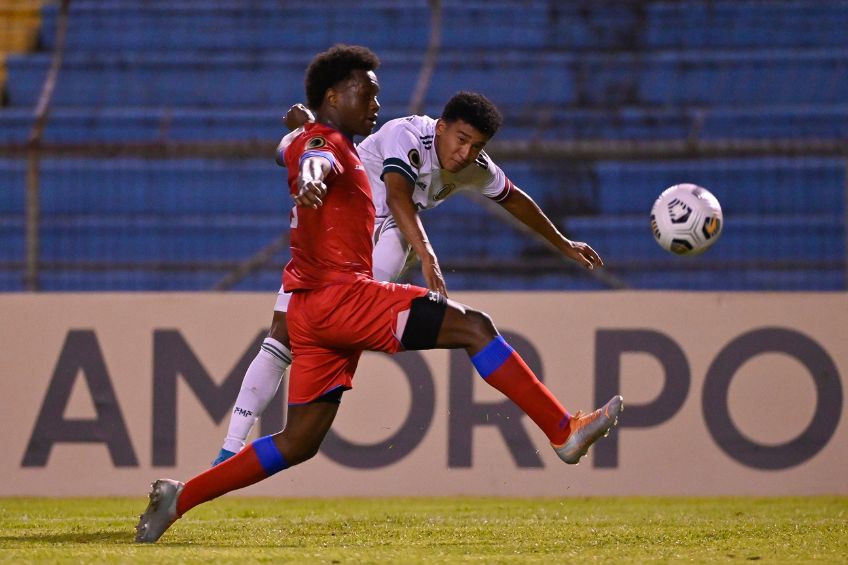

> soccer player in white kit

[{"left": 212, "top": 91, "right": 603, "bottom": 465}]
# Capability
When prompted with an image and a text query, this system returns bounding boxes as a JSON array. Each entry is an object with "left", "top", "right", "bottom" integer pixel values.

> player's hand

[
  {"left": 283, "top": 103, "right": 314, "bottom": 132},
  {"left": 563, "top": 240, "right": 604, "bottom": 270},
  {"left": 295, "top": 179, "right": 327, "bottom": 209},
  {"left": 421, "top": 252, "right": 448, "bottom": 296}
]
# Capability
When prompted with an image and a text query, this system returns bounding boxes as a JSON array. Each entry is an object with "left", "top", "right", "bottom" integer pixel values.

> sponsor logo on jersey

[
  {"left": 408, "top": 148, "right": 422, "bottom": 169},
  {"left": 419, "top": 134, "right": 433, "bottom": 149},
  {"left": 416, "top": 182, "right": 427, "bottom": 190},
  {"left": 475, "top": 153, "right": 489, "bottom": 169},
  {"left": 434, "top": 183, "right": 455, "bottom": 201},
  {"left": 306, "top": 136, "right": 326, "bottom": 149}
]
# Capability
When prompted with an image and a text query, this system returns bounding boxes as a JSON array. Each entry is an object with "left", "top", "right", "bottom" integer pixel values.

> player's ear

[
  {"left": 435, "top": 119, "right": 446, "bottom": 136},
  {"left": 324, "top": 88, "right": 338, "bottom": 109}
]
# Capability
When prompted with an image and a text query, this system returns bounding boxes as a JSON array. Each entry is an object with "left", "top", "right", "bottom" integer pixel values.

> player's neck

[
  {"left": 433, "top": 135, "right": 446, "bottom": 170},
  {"left": 315, "top": 112, "right": 355, "bottom": 140}
]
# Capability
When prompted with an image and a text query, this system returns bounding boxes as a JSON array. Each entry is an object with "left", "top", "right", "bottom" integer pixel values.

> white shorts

[{"left": 275, "top": 215, "right": 415, "bottom": 313}]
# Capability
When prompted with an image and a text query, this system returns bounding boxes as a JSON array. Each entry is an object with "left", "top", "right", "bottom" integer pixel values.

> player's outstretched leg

[
  {"left": 552, "top": 395, "right": 623, "bottom": 465},
  {"left": 213, "top": 311, "right": 292, "bottom": 467},
  {"left": 136, "top": 398, "right": 339, "bottom": 543},
  {"left": 212, "top": 339, "right": 289, "bottom": 466},
  {"left": 135, "top": 479, "right": 184, "bottom": 543},
  {"left": 431, "top": 299, "right": 624, "bottom": 465}
]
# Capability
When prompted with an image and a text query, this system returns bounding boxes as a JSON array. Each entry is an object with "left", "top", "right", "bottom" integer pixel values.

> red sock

[
  {"left": 177, "top": 439, "right": 284, "bottom": 516},
  {"left": 472, "top": 336, "right": 571, "bottom": 445}
]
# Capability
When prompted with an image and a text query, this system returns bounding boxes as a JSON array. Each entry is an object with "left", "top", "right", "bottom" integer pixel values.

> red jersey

[{"left": 282, "top": 122, "right": 375, "bottom": 291}]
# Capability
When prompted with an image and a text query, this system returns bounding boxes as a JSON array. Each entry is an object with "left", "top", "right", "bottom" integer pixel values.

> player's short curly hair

[
  {"left": 305, "top": 44, "right": 380, "bottom": 110},
  {"left": 440, "top": 92, "right": 503, "bottom": 138}
]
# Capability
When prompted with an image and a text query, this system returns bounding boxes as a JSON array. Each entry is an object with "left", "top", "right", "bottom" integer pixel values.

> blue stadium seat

[
  {"left": 0, "top": 106, "right": 414, "bottom": 144},
  {"left": 566, "top": 215, "right": 844, "bottom": 262},
  {"left": 618, "top": 267, "right": 846, "bottom": 291},
  {"left": 496, "top": 105, "right": 848, "bottom": 142},
  {"left": 0, "top": 160, "right": 26, "bottom": 213},
  {"left": 39, "top": 215, "right": 285, "bottom": 261},
  {"left": 40, "top": 1, "right": 431, "bottom": 52},
  {"left": 40, "top": 1, "right": 848, "bottom": 51},
  {"left": 1, "top": 1, "right": 845, "bottom": 292},
  {"left": 7, "top": 48, "right": 846, "bottom": 110},
  {"left": 0, "top": 219, "right": 24, "bottom": 261},
  {"left": 4, "top": 52, "right": 423, "bottom": 109},
  {"left": 34, "top": 158, "right": 287, "bottom": 215},
  {"left": 38, "top": 270, "right": 226, "bottom": 291},
  {"left": 591, "top": 158, "right": 846, "bottom": 215},
  {"left": 0, "top": 273, "right": 24, "bottom": 291},
  {"left": 411, "top": 271, "right": 609, "bottom": 292},
  {"left": 3, "top": 105, "right": 845, "bottom": 145},
  {"left": 426, "top": 50, "right": 848, "bottom": 111}
]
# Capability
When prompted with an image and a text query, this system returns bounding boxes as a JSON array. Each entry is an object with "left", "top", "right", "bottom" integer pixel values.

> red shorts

[{"left": 286, "top": 277, "right": 429, "bottom": 404}]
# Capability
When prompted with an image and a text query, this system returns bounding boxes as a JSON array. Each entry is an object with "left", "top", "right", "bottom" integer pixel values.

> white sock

[{"left": 221, "top": 337, "right": 291, "bottom": 453}]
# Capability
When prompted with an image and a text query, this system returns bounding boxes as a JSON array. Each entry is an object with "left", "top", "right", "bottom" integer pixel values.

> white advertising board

[{"left": 1, "top": 292, "right": 845, "bottom": 496}]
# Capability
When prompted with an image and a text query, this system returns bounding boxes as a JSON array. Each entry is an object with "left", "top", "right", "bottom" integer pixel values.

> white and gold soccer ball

[{"left": 650, "top": 183, "right": 723, "bottom": 256}]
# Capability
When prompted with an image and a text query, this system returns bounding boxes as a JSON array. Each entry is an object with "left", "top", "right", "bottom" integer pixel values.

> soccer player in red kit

[
  {"left": 135, "top": 44, "right": 623, "bottom": 543},
  {"left": 279, "top": 93, "right": 433, "bottom": 405}
]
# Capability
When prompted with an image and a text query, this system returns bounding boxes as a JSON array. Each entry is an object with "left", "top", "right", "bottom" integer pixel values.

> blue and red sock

[
  {"left": 472, "top": 336, "right": 571, "bottom": 445},
  {"left": 177, "top": 435, "right": 288, "bottom": 516}
]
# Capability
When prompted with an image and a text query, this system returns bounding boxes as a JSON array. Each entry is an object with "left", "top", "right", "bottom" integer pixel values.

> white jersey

[
  {"left": 356, "top": 115, "right": 514, "bottom": 218},
  {"left": 274, "top": 114, "right": 516, "bottom": 285}
]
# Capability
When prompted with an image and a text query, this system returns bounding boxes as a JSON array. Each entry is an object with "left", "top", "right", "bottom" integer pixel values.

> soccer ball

[{"left": 650, "top": 183, "right": 723, "bottom": 256}]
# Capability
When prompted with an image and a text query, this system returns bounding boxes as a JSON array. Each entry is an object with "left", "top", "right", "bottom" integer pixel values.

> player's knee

[
  {"left": 277, "top": 335, "right": 292, "bottom": 350},
  {"left": 274, "top": 434, "right": 321, "bottom": 467},
  {"left": 268, "top": 319, "right": 291, "bottom": 349},
  {"left": 464, "top": 308, "right": 497, "bottom": 343},
  {"left": 299, "top": 442, "right": 322, "bottom": 464}
]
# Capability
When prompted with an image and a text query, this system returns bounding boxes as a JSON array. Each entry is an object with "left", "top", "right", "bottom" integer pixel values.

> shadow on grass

[
  {"left": 0, "top": 531, "right": 130, "bottom": 545},
  {"left": 0, "top": 531, "right": 310, "bottom": 549}
]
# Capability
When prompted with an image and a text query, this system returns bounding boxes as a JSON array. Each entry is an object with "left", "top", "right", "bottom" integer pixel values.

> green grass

[{"left": 0, "top": 497, "right": 845, "bottom": 563}]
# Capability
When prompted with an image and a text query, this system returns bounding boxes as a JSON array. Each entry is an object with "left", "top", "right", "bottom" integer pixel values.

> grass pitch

[{"left": 0, "top": 496, "right": 845, "bottom": 563}]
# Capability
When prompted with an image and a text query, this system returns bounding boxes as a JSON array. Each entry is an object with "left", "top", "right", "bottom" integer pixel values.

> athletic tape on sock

[
  {"left": 471, "top": 335, "right": 514, "bottom": 379},
  {"left": 252, "top": 436, "right": 289, "bottom": 475}
]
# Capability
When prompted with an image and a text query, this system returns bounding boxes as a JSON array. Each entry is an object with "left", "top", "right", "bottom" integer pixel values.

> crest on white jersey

[{"left": 408, "top": 149, "right": 422, "bottom": 169}]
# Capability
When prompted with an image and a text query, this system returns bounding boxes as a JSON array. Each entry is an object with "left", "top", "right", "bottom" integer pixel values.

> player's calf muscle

[{"left": 272, "top": 404, "right": 338, "bottom": 465}]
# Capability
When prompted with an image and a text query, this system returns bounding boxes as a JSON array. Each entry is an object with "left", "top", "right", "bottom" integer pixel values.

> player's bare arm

[
  {"left": 498, "top": 187, "right": 604, "bottom": 270},
  {"left": 296, "top": 155, "right": 331, "bottom": 209},
  {"left": 383, "top": 171, "right": 448, "bottom": 295}
]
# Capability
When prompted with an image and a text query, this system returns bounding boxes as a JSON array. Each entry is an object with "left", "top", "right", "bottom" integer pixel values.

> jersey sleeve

[
  {"left": 275, "top": 127, "right": 304, "bottom": 167},
  {"left": 285, "top": 131, "right": 344, "bottom": 177},
  {"left": 378, "top": 124, "right": 421, "bottom": 186},
  {"left": 477, "top": 152, "right": 515, "bottom": 203}
]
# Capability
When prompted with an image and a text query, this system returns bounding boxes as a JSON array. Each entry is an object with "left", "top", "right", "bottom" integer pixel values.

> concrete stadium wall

[{"left": 1, "top": 292, "right": 845, "bottom": 496}]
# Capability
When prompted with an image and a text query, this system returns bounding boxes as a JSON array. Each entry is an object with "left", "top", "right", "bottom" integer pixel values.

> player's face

[
  {"left": 333, "top": 69, "right": 381, "bottom": 138},
  {"left": 434, "top": 119, "right": 490, "bottom": 173}
]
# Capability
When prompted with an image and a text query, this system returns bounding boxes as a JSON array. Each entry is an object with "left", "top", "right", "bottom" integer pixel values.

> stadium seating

[
  {"left": 0, "top": 0, "right": 845, "bottom": 291},
  {"left": 7, "top": 49, "right": 846, "bottom": 111},
  {"left": 4, "top": 104, "right": 848, "bottom": 145},
  {"left": 39, "top": 1, "right": 848, "bottom": 51}
]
